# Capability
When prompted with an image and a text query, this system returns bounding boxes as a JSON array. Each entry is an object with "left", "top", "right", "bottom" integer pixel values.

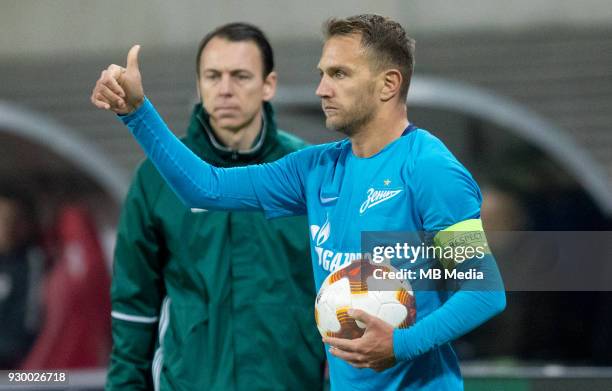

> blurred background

[{"left": 1, "top": 0, "right": 611, "bottom": 389}]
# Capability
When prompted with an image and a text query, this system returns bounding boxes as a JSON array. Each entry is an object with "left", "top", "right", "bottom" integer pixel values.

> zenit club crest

[{"left": 359, "top": 187, "right": 403, "bottom": 214}]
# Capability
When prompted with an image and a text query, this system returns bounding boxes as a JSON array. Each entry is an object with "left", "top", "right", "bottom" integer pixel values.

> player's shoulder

[
  {"left": 404, "top": 127, "right": 468, "bottom": 177},
  {"left": 407, "top": 127, "right": 453, "bottom": 158},
  {"left": 275, "top": 129, "right": 346, "bottom": 157},
  {"left": 304, "top": 138, "right": 349, "bottom": 165},
  {"left": 314, "top": 138, "right": 348, "bottom": 155},
  {"left": 286, "top": 138, "right": 347, "bottom": 162}
]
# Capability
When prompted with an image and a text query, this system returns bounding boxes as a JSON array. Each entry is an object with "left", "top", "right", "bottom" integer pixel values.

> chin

[
  {"left": 215, "top": 118, "right": 244, "bottom": 130},
  {"left": 326, "top": 119, "right": 349, "bottom": 134},
  {"left": 325, "top": 117, "right": 342, "bottom": 131}
]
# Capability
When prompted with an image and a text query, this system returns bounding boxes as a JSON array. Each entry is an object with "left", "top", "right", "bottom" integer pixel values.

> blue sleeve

[
  {"left": 393, "top": 143, "right": 506, "bottom": 361},
  {"left": 414, "top": 146, "right": 482, "bottom": 233},
  {"left": 393, "top": 288, "right": 505, "bottom": 361},
  {"left": 119, "top": 97, "right": 307, "bottom": 216}
]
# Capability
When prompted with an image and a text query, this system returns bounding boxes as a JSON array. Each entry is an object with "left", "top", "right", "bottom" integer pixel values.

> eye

[
  {"left": 204, "top": 73, "right": 220, "bottom": 81},
  {"left": 333, "top": 70, "right": 346, "bottom": 79},
  {"left": 235, "top": 73, "right": 252, "bottom": 81}
]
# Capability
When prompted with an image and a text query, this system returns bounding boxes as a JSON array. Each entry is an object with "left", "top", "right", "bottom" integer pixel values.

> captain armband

[{"left": 432, "top": 219, "right": 491, "bottom": 270}]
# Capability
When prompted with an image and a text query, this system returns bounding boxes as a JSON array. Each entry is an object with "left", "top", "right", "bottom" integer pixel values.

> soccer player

[
  {"left": 92, "top": 14, "right": 505, "bottom": 391},
  {"left": 97, "top": 23, "right": 325, "bottom": 390}
]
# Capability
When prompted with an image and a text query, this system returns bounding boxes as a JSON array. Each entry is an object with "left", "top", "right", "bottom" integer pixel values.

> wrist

[
  {"left": 118, "top": 96, "right": 150, "bottom": 120},
  {"left": 131, "top": 96, "right": 144, "bottom": 112}
]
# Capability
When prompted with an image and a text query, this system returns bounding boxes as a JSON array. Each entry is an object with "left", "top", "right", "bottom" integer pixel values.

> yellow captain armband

[{"left": 432, "top": 219, "right": 491, "bottom": 270}]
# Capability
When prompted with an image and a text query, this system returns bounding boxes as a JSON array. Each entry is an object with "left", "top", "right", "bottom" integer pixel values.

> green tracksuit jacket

[{"left": 106, "top": 102, "right": 325, "bottom": 390}]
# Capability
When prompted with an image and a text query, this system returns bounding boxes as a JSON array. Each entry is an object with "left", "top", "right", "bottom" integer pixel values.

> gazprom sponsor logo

[
  {"left": 310, "top": 217, "right": 365, "bottom": 272},
  {"left": 359, "top": 188, "right": 403, "bottom": 214},
  {"left": 312, "top": 218, "right": 331, "bottom": 247},
  {"left": 314, "top": 247, "right": 362, "bottom": 272}
]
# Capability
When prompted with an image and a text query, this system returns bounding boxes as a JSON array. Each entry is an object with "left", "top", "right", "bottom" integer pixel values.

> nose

[
  {"left": 219, "top": 73, "right": 233, "bottom": 96},
  {"left": 316, "top": 74, "right": 331, "bottom": 98}
]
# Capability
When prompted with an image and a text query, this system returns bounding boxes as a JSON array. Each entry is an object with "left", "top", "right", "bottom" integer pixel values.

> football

[{"left": 315, "top": 259, "right": 417, "bottom": 339}]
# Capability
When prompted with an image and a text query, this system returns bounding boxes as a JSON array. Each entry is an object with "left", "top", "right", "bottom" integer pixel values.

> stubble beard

[
  {"left": 326, "top": 99, "right": 375, "bottom": 137},
  {"left": 325, "top": 83, "right": 377, "bottom": 137}
]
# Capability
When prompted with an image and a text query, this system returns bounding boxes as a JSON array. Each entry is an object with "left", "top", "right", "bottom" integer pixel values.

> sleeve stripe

[{"left": 111, "top": 311, "right": 159, "bottom": 323}]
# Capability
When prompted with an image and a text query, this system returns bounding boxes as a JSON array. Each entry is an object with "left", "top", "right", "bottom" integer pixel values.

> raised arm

[{"left": 91, "top": 45, "right": 307, "bottom": 216}]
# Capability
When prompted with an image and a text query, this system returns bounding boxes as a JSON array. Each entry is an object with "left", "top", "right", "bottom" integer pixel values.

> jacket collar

[{"left": 186, "top": 101, "right": 279, "bottom": 167}]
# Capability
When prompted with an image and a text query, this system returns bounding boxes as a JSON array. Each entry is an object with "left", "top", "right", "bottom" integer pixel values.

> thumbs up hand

[{"left": 91, "top": 45, "right": 144, "bottom": 114}]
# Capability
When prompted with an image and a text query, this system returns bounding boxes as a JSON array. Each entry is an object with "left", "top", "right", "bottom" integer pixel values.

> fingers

[
  {"left": 91, "top": 44, "right": 143, "bottom": 113},
  {"left": 349, "top": 309, "right": 375, "bottom": 325},
  {"left": 328, "top": 347, "right": 369, "bottom": 368},
  {"left": 91, "top": 65, "right": 126, "bottom": 110},
  {"left": 126, "top": 44, "right": 140, "bottom": 72},
  {"left": 91, "top": 92, "right": 111, "bottom": 110},
  {"left": 323, "top": 336, "right": 358, "bottom": 352},
  {"left": 104, "top": 65, "right": 126, "bottom": 97},
  {"left": 329, "top": 347, "right": 394, "bottom": 371},
  {"left": 97, "top": 83, "right": 125, "bottom": 108},
  {"left": 91, "top": 89, "right": 124, "bottom": 112},
  {"left": 324, "top": 311, "right": 396, "bottom": 372}
]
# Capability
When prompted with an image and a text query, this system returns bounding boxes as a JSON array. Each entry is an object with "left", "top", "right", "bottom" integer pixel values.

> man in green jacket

[{"left": 105, "top": 23, "right": 325, "bottom": 390}]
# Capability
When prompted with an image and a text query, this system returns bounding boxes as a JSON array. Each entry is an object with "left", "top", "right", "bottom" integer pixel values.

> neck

[
  {"left": 209, "top": 110, "right": 263, "bottom": 151},
  {"left": 350, "top": 102, "right": 409, "bottom": 158}
]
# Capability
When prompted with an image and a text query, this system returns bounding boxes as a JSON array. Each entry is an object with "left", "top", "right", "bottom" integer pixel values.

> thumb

[
  {"left": 348, "top": 308, "right": 375, "bottom": 325},
  {"left": 126, "top": 44, "right": 141, "bottom": 72}
]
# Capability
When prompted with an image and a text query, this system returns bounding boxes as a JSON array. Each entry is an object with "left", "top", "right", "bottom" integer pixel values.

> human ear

[
  {"left": 262, "top": 71, "right": 277, "bottom": 101},
  {"left": 380, "top": 69, "right": 402, "bottom": 102}
]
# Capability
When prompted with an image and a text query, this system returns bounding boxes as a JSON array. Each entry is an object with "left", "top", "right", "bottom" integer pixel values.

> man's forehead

[
  {"left": 200, "top": 37, "right": 262, "bottom": 72},
  {"left": 201, "top": 63, "right": 252, "bottom": 73},
  {"left": 318, "top": 34, "right": 367, "bottom": 69}
]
